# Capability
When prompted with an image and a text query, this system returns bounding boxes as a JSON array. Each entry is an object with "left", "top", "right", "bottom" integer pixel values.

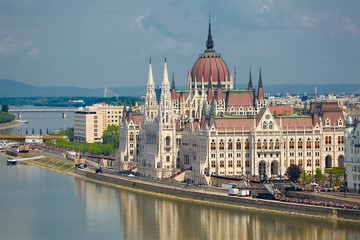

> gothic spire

[
  {"left": 171, "top": 72, "right": 176, "bottom": 90},
  {"left": 206, "top": 14, "right": 214, "bottom": 51},
  {"left": 258, "top": 67, "right": 263, "bottom": 88},
  {"left": 147, "top": 58, "right": 154, "bottom": 86},
  {"left": 248, "top": 67, "right": 253, "bottom": 90}
]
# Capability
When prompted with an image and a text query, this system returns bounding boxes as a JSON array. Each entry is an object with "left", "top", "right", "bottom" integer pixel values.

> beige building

[
  {"left": 345, "top": 116, "right": 360, "bottom": 193},
  {"left": 74, "top": 104, "right": 123, "bottom": 143}
]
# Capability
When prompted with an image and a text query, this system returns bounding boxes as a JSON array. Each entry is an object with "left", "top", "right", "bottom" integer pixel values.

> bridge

[
  {"left": 9, "top": 108, "right": 77, "bottom": 119},
  {"left": 0, "top": 135, "right": 66, "bottom": 142}
]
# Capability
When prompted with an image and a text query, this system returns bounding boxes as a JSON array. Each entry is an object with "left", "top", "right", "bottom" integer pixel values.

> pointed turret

[
  {"left": 144, "top": 58, "right": 158, "bottom": 121},
  {"left": 206, "top": 15, "right": 214, "bottom": 51},
  {"left": 248, "top": 67, "right": 253, "bottom": 90},
  {"left": 147, "top": 58, "right": 155, "bottom": 87},
  {"left": 257, "top": 68, "right": 264, "bottom": 101},
  {"left": 171, "top": 72, "right": 175, "bottom": 90}
]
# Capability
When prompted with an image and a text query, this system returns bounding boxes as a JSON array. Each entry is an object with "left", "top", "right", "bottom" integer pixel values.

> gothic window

[
  {"left": 236, "top": 139, "right": 241, "bottom": 150},
  {"left": 245, "top": 139, "right": 250, "bottom": 149},
  {"left": 290, "top": 159, "right": 295, "bottom": 165},
  {"left": 306, "top": 138, "right": 311, "bottom": 149},
  {"left": 257, "top": 139, "right": 261, "bottom": 150},
  {"left": 166, "top": 156, "right": 170, "bottom": 162},
  {"left": 219, "top": 140, "right": 225, "bottom": 150},
  {"left": 165, "top": 136, "right": 171, "bottom": 146},
  {"left": 269, "top": 139, "right": 274, "bottom": 149},
  {"left": 263, "top": 140, "right": 268, "bottom": 149},
  {"left": 245, "top": 160, "right": 250, "bottom": 167},
  {"left": 129, "top": 132, "right": 134, "bottom": 142},
  {"left": 325, "top": 136, "right": 332, "bottom": 144},
  {"left": 307, "top": 159, "right": 311, "bottom": 166},
  {"left": 211, "top": 140, "right": 216, "bottom": 150},
  {"left": 289, "top": 139, "right": 295, "bottom": 149},
  {"left": 298, "top": 138, "right": 303, "bottom": 149},
  {"left": 315, "top": 138, "right": 320, "bottom": 148},
  {"left": 275, "top": 139, "right": 280, "bottom": 149},
  {"left": 298, "top": 159, "right": 303, "bottom": 166},
  {"left": 228, "top": 161, "right": 233, "bottom": 167},
  {"left": 262, "top": 121, "right": 267, "bottom": 130},
  {"left": 228, "top": 139, "right": 233, "bottom": 150},
  {"left": 130, "top": 150, "right": 134, "bottom": 156},
  {"left": 338, "top": 136, "right": 344, "bottom": 144},
  {"left": 269, "top": 121, "right": 273, "bottom": 130},
  {"left": 220, "top": 161, "right": 225, "bottom": 168},
  {"left": 315, "top": 159, "right": 320, "bottom": 166},
  {"left": 236, "top": 160, "right": 241, "bottom": 167},
  {"left": 211, "top": 161, "right": 216, "bottom": 168}
]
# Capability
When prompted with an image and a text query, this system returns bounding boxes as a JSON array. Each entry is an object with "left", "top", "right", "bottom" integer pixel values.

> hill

[{"left": 0, "top": 79, "right": 359, "bottom": 97}]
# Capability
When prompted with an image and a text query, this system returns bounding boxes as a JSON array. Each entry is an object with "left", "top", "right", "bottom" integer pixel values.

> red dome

[{"left": 191, "top": 50, "right": 230, "bottom": 84}]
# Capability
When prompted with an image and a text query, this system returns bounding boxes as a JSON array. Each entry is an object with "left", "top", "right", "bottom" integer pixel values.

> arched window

[
  {"left": 165, "top": 136, "right": 171, "bottom": 146},
  {"left": 338, "top": 136, "right": 344, "bottom": 144},
  {"left": 219, "top": 140, "right": 224, "bottom": 150},
  {"left": 263, "top": 140, "right": 268, "bottom": 149},
  {"left": 290, "top": 159, "right": 295, "bottom": 165},
  {"left": 275, "top": 139, "right": 280, "bottom": 149},
  {"left": 236, "top": 139, "right": 241, "bottom": 150},
  {"left": 211, "top": 161, "right": 216, "bottom": 168},
  {"left": 315, "top": 159, "right": 320, "bottom": 166},
  {"left": 269, "top": 139, "right": 274, "bottom": 149},
  {"left": 315, "top": 138, "right": 320, "bottom": 148},
  {"left": 245, "top": 139, "right": 250, "bottom": 149},
  {"left": 228, "top": 139, "right": 233, "bottom": 150},
  {"left": 220, "top": 161, "right": 225, "bottom": 167},
  {"left": 298, "top": 159, "right": 303, "bottom": 166},
  {"left": 306, "top": 138, "right": 311, "bottom": 149},
  {"left": 130, "top": 150, "right": 134, "bottom": 156},
  {"left": 228, "top": 161, "right": 233, "bottom": 167},
  {"left": 298, "top": 138, "right": 303, "bottom": 149},
  {"left": 289, "top": 139, "right": 294, "bottom": 149},
  {"left": 211, "top": 139, "right": 216, "bottom": 150},
  {"left": 307, "top": 159, "right": 312, "bottom": 166},
  {"left": 129, "top": 132, "right": 134, "bottom": 142},
  {"left": 236, "top": 160, "right": 241, "bottom": 167},
  {"left": 262, "top": 122, "right": 267, "bottom": 130},
  {"left": 257, "top": 139, "right": 261, "bottom": 150},
  {"left": 269, "top": 121, "right": 273, "bottom": 130}
]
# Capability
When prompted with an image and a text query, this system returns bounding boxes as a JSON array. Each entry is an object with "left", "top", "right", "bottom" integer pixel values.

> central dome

[{"left": 190, "top": 20, "right": 231, "bottom": 90}]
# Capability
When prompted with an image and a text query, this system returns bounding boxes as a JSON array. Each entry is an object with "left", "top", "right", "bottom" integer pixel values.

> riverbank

[
  {"left": 2, "top": 150, "right": 359, "bottom": 223},
  {"left": 0, "top": 120, "right": 22, "bottom": 130}
]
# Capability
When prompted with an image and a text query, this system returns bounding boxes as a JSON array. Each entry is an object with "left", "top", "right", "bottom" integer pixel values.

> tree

[
  {"left": 314, "top": 168, "right": 323, "bottom": 183},
  {"left": 300, "top": 170, "right": 311, "bottom": 184},
  {"left": 102, "top": 125, "right": 119, "bottom": 147},
  {"left": 1, "top": 105, "right": 9, "bottom": 112},
  {"left": 286, "top": 165, "right": 301, "bottom": 182}
]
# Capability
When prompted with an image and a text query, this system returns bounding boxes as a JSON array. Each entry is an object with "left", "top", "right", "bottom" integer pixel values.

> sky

[{"left": 0, "top": 0, "right": 359, "bottom": 89}]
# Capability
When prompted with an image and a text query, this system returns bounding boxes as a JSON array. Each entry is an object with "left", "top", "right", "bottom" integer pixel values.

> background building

[
  {"left": 345, "top": 116, "right": 360, "bottom": 193},
  {"left": 74, "top": 104, "right": 123, "bottom": 143}
]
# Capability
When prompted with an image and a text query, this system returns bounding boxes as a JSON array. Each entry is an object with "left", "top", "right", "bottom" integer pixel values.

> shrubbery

[{"left": 0, "top": 111, "right": 15, "bottom": 124}]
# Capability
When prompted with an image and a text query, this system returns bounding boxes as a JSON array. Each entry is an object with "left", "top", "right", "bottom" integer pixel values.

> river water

[{"left": 0, "top": 110, "right": 360, "bottom": 240}]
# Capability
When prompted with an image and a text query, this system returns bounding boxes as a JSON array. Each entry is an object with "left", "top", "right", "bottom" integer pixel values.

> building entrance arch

[
  {"left": 259, "top": 161, "right": 267, "bottom": 180},
  {"left": 325, "top": 155, "right": 332, "bottom": 169},
  {"left": 271, "top": 160, "right": 279, "bottom": 176}
]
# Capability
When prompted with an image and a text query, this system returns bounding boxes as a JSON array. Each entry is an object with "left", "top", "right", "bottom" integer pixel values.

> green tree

[
  {"left": 300, "top": 170, "right": 311, "bottom": 184},
  {"left": 314, "top": 168, "right": 323, "bottom": 183},
  {"left": 286, "top": 165, "right": 301, "bottom": 182},
  {"left": 102, "top": 125, "right": 119, "bottom": 147},
  {"left": 1, "top": 105, "right": 9, "bottom": 112},
  {"left": 65, "top": 127, "right": 74, "bottom": 141}
]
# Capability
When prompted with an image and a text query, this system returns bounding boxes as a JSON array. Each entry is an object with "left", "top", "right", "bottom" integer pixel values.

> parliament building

[{"left": 116, "top": 21, "right": 345, "bottom": 185}]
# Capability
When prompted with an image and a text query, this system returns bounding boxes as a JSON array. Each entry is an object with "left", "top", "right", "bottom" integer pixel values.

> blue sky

[{"left": 0, "top": 0, "right": 359, "bottom": 88}]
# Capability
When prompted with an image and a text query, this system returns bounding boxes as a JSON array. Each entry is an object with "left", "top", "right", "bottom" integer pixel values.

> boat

[{"left": 7, "top": 159, "right": 17, "bottom": 165}]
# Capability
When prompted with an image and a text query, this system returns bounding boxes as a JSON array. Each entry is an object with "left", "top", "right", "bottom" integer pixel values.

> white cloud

[
  {"left": 300, "top": 14, "right": 317, "bottom": 29},
  {"left": 129, "top": 15, "right": 146, "bottom": 31},
  {"left": 259, "top": 5, "right": 271, "bottom": 14},
  {"left": 342, "top": 17, "right": 360, "bottom": 34},
  {"left": 28, "top": 47, "right": 40, "bottom": 56},
  {"left": 0, "top": 36, "right": 32, "bottom": 57}
]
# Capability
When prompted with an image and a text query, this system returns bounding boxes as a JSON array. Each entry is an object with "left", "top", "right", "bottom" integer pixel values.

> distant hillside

[
  {"left": 0, "top": 79, "right": 145, "bottom": 97},
  {"left": 0, "top": 79, "right": 359, "bottom": 97}
]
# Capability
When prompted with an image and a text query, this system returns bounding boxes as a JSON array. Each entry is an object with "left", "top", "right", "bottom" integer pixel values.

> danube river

[{"left": 0, "top": 110, "right": 360, "bottom": 239}]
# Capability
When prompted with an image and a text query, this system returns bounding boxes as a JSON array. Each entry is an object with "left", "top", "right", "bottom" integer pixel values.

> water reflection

[{"left": 75, "top": 178, "right": 359, "bottom": 240}]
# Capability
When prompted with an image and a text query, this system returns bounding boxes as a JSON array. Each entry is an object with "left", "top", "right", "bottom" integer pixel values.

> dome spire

[{"left": 206, "top": 13, "right": 214, "bottom": 51}]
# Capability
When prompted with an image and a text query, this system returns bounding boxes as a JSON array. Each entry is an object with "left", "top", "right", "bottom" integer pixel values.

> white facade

[{"left": 345, "top": 118, "right": 360, "bottom": 193}]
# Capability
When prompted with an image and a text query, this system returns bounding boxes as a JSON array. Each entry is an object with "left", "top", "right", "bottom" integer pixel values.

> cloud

[
  {"left": 342, "top": 17, "right": 360, "bottom": 34},
  {"left": 259, "top": 5, "right": 271, "bottom": 14},
  {"left": 129, "top": 15, "right": 146, "bottom": 31},
  {"left": 299, "top": 14, "right": 317, "bottom": 29},
  {"left": 28, "top": 47, "right": 40, "bottom": 56},
  {"left": 0, "top": 36, "right": 32, "bottom": 57}
]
